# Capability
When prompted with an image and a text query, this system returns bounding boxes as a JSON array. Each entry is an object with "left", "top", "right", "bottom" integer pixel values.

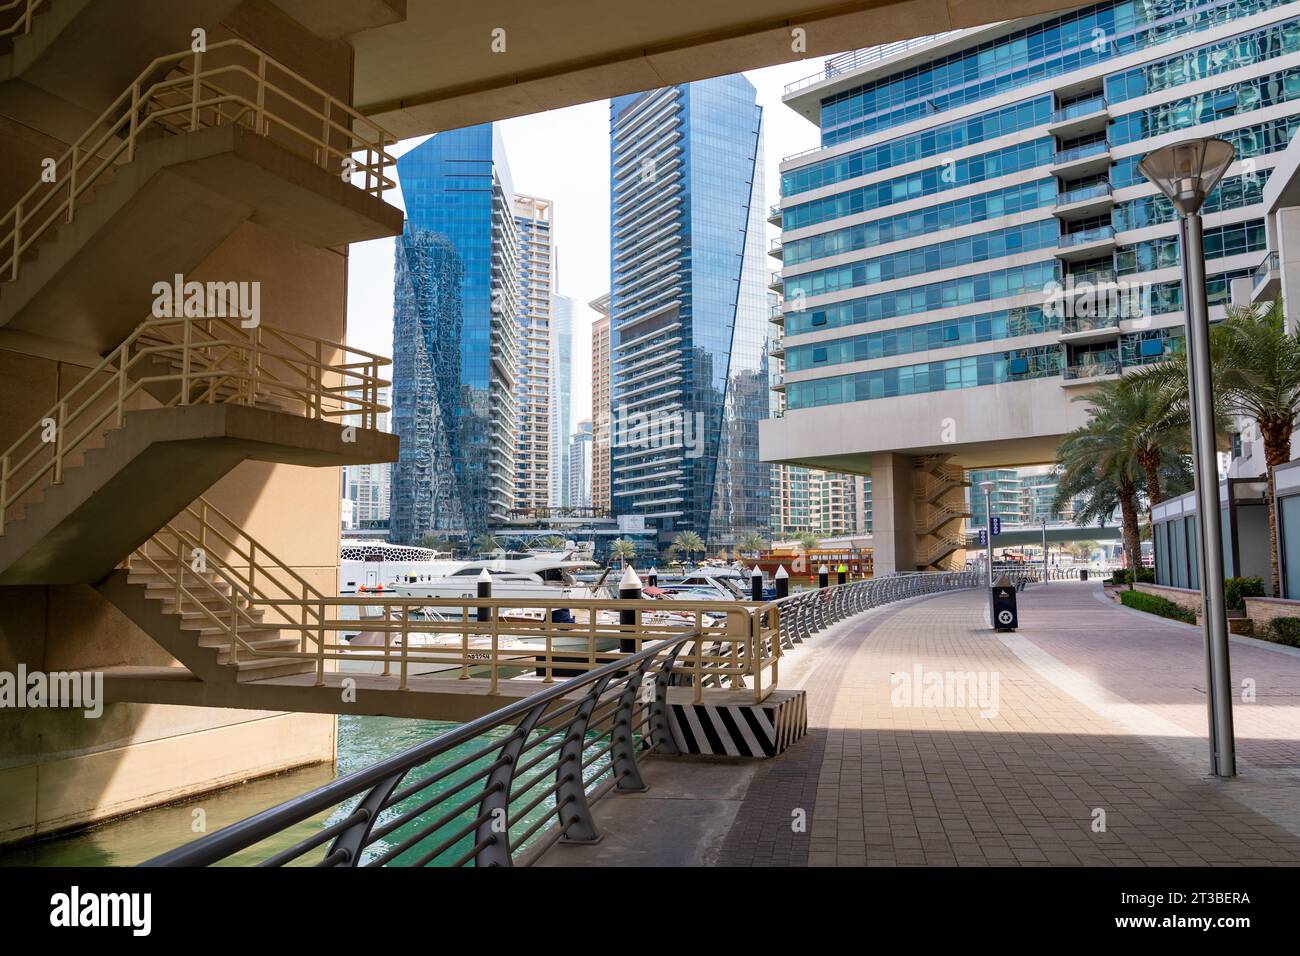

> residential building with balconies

[{"left": 762, "top": 0, "right": 1300, "bottom": 572}]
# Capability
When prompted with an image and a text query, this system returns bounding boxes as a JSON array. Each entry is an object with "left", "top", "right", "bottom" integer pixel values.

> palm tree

[
  {"left": 531, "top": 534, "right": 566, "bottom": 551},
  {"left": 474, "top": 533, "right": 502, "bottom": 555},
  {"left": 1055, "top": 384, "right": 1145, "bottom": 586},
  {"left": 609, "top": 537, "right": 637, "bottom": 569},
  {"left": 794, "top": 531, "right": 820, "bottom": 552},
  {"left": 737, "top": 531, "right": 767, "bottom": 558},
  {"left": 1127, "top": 301, "right": 1300, "bottom": 592},
  {"left": 671, "top": 531, "right": 705, "bottom": 565}
]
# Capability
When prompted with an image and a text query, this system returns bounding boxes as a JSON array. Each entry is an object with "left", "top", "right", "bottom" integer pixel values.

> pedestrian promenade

[{"left": 541, "top": 581, "right": 1300, "bottom": 866}]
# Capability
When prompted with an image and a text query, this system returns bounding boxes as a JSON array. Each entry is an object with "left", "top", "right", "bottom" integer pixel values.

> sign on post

[
  {"left": 991, "top": 517, "right": 1002, "bottom": 536},
  {"left": 978, "top": 529, "right": 988, "bottom": 547}
]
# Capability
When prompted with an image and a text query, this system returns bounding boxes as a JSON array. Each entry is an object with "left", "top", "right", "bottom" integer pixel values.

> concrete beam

[
  {"left": 349, "top": 0, "right": 1089, "bottom": 139},
  {"left": 760, "top": 377, "right": 1092, "bottom": 474}
]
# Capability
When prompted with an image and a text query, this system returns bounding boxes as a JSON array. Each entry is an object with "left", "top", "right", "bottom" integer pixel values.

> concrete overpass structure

[{"left": 0, "top": 0, "right": 1108, "bottom": 847}]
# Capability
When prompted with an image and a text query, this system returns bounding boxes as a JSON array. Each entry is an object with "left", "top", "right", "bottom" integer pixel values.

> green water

[{"left": 0, "top": 715, "right": 541, "bottom": 867}]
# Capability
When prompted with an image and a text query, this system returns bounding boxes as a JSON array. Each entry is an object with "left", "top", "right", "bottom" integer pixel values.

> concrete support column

[
  {"left": 1275, "top": 206, "right": 1300, "bottom": 329},
  {"left": 869, "top": 452, "right": 916, "bottom": 574}
]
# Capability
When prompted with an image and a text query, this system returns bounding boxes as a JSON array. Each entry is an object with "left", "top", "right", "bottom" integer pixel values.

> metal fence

[{"left": 141, "top": 570, "right": 1018, "bottom": 868}]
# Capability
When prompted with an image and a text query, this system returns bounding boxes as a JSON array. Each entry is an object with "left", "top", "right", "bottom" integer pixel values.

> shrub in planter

[
  {"left": 1224, "top": 576, "right": 1265, "bottom": 612},
  {"left": 1262, "top": 617, "right": 1300, "bottom": 648},
  {"left": 1119, "top": 589, "right": 1196, "bottom": 623}
]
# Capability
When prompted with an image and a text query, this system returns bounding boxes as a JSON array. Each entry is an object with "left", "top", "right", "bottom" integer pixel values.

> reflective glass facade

[
  {"left": 774, "top": 0, "right": 1300, "bottom": 415},
  {"left": 818, "top": 0, "right": 1293, "bottom": 145},
  {"left": 609, "top": 75, "right": 770, "bottom": 547},
  {"left": 390, "top": 125, "right": 520, "bottom": 544}
]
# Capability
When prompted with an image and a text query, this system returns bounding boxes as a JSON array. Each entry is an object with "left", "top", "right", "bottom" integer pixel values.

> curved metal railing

[
  {"left": 142, "top": 637, "right": 692, "bottom": 868},
  {"left": 140, "top": 569, "right": 1031, "bottom": 867}
]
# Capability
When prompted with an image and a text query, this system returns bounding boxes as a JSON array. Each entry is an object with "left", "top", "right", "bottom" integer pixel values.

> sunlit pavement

[{"left": 545, "top": 581, "right": 1300, "bottom": 866}]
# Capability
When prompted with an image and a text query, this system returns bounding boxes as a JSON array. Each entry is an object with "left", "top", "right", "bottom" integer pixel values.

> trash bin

[
  {"left": 1079, "top": 569, "right": 1089, "bottom": 581},
  {"left": 991, "top": 574, "right": 1017, "bottom": 632}
]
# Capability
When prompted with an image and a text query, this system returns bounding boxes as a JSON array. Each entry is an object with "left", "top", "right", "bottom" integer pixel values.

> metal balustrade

[
  {"left": 140, "top": 568, "right": 1002, "bottom": 867},
  {"left": 1253, "top": 251, "right": 1279, "bottom": 290},
  {"left": 1055, "top": 182, "right": 1112, "bottom": 207},
  {"left": 783, "top": 33, "right": 959, "bottom": 94},
  {"left": 1, "top": 38, "right": 397, "bottom": 281},
  {"left": 0, "top": 315, "right": 390, "bottom": 536},
  {"left": 142, "top": 637, "right": 692, "bottom": 867},
  {"left": 1052, "top": 141, "right": 1109, "bottom": 166},
  {"left": 1058, "top": 225, "right": 1115, "bottom": 248},
  {"left": 1050, "top": 96, "right": 1107, "bottom": 125}
]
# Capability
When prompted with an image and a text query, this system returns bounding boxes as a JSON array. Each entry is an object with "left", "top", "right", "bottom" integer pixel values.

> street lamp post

[
  {"left": 980, "top": 481, "right": 995, "bottom": 616},
  {"left": 1041, "top": 516, "right": 1048, "bottom": 584},
  {"left": 1139, "top": 137, "right": 1236, "bottom": 778}
]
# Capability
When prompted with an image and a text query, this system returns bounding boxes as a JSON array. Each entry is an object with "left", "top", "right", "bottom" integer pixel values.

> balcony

[
  {"left": 768, "top": 237, "right": 784, "bottom": 261},
  {"left": 767, "top": 203, "right": 782, "bottom": 226},
  {"left": 769, "top": 303, "right": 786, "bottom": 326},
  {"left": 1050, "top": 141, "right": 1111, "bottom": 178},
  {"left": 1059, "top": 313, "right": 1121, "bottom": 344},
  {"left": 1047, "top": 95, "right": 1109, "bottom": 139},
  {"left": 768, "top": 337, "right": 785, "bottom": 358},
  {"left": 1053, "top": 182, "right": 1113, "bottom": 219},
  {"left": 1252, "top": 251, "right": 1280, "bottom": 303},
  {"left": 769, "top": 270, "right": 784, "bottom": 292},
  {"left": 1056, "top": 225, "right": 1116, "bottom": 261},
  {"left": 771, "top": 373, "right": 786, "bottom": 391},
  {"left": 1061, "top": 356, "right": 1121, "bottom": 386}
]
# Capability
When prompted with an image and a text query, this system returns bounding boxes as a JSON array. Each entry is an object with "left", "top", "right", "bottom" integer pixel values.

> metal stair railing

[
  {"left": 0, "top": 37, "right": 397, "bottom": 281},
  {"left": 125, "top": 494, "right": 330, "bottom": 665},
  {"left": 0, "top": 0, "right": 46, "bottom": 39},
  {"left": 141, "top": 636, "right": 693, "bottom": 868},
  {"left": 0, "top": 314, "right": 390, "bottom": 536}
]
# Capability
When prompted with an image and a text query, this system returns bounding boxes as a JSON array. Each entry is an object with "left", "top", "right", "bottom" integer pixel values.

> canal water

[{"left": 0, "top": 714, "right": 556, "bottom": 867}]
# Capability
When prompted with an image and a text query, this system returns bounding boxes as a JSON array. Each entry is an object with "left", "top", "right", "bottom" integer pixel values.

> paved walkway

[{"left": 544, "top": 581, "right": 1300, "bottom": 867}]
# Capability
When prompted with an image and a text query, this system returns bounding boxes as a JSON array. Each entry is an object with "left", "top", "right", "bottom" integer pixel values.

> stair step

[
  {"left": 182, "top": 620, "right": 280, "bottom": 638},
  {"left": 213, "top": 635, "right": 299, "bottom": 658},
  {"left": 233, "top": 657, "right": 317, "bottom": 682}
]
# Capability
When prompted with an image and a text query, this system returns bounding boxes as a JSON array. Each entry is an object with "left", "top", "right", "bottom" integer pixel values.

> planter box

[{"left": 1135, "top": 583, "right": 1202, "bottom": 620}]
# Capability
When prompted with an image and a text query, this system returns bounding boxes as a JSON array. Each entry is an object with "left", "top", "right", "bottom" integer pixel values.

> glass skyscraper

[
  {"left": 608, "top": 74, "right": 772, "bottom": 550},
  {"left": 514, "top": 195, "right": 555, "bottom": 514},
  {"left": 389, "top": 124, "right": 521, "bottom": 544},
  {"left": 549, "top": 294, "right": 574, "bottom": 507}
]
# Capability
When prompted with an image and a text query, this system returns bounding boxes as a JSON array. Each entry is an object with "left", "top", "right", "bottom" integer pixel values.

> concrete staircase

[
  {"left": 0, "top": 402, "right": 393, "bottom": 584},
  {"left": 913, "top": 455, "right": 970, "bottom": 571},
  {"left": 0, "top": 38, "right": 401, "bottom": 352},
  {"left": 97, "top": 565, "right": 315, "bottom": 683}
]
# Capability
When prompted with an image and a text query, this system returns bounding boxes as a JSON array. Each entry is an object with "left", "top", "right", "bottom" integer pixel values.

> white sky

[{"left": 345, "top": 59, "right": 835, "bottom": 426}]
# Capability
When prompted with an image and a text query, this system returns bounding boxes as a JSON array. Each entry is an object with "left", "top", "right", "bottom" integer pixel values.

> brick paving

[{"left": 718, "top": 582, "right": 1300, "bottom": 867}]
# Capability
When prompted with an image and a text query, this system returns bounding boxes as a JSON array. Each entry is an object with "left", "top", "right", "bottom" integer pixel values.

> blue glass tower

[
  {"left": 390, "top": 124, "right": 520, "bottom": 545},
  {"left": 607, "top": 75, "right": 772, "bottom": 551}
]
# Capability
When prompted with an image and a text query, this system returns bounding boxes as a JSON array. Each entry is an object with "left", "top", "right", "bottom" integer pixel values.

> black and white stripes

[{"left": 666, "top": 690, "right": 807, "bottom": 758}]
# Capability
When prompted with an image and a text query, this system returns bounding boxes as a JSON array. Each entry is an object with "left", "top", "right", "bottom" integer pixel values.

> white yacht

[{"left": 389, "top": 552, "right": 603, "bottom": 601}]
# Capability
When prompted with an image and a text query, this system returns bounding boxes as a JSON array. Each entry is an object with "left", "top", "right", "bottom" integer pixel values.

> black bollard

[
  {"left": 837, "top": 563, "right": 847, "bottom": 586},
  {"left": 751, "top": 565, "right": 764, "bottom": 601},
  {"left": 775, "top": 565, "right": 789, "bottom": 599},
  {"left": 818, "top": 564, "right": 829, "bottom": 589},
  {"left": 647, "top": 566, "right": 658, "bottom": 588},
  {"left": 476, "top": 568, "right": 492, "bottom": 623},
  {"left": 619, "top": 565, "right": 641, "bottom": 653}
]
